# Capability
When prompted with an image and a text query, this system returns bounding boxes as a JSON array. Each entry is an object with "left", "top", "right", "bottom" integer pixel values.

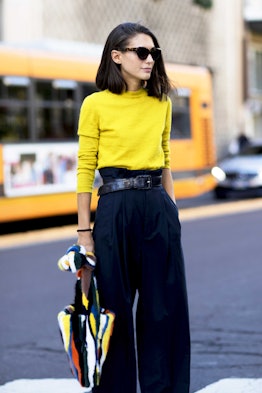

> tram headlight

[{"left": 211, "top": 166, "right": 226, "bottom": 182}]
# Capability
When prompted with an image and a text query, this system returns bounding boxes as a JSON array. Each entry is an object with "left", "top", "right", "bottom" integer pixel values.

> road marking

[
  {"left": 0, "top": 379, "right": 88, "bottom": 393},
  {"left": 194, "top": 378, "right": 262, "bottom": 392},
  {"left": 0, "top": 378, "right": 262, "bottom": 392}
]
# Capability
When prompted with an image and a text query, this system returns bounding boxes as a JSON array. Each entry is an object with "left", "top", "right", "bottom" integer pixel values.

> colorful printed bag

[{"left": 57, "top": 245, "right": 115, "bottom": 390}]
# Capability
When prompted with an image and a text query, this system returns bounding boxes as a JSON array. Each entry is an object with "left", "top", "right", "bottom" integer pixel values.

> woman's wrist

[
  {"left": 77, "top": 233, "right": 95, "bottom": 254},
  {"left": 77, "top": 231, "right": 93, "bottom": 238}
]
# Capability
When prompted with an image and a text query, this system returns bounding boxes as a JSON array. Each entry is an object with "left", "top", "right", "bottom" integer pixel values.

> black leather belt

[{"left": 98, "top": 175, "right": 162, "bottom": 196}]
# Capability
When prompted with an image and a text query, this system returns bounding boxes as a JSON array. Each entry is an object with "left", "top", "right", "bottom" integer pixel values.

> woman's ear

[{"left": 111, "top": 50, "right": 122, "bottom": 64}]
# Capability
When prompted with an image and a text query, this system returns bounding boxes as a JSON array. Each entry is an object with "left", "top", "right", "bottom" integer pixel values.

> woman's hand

[
  {"left": 77, "top": 231, "right": 95, "bottom": 254},
  {"left": 162, "top": 168, "right": 176, "bottom": 202}
]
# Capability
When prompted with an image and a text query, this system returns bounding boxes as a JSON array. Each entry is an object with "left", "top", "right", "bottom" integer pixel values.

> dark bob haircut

[{"left": 96, "top": 22, "right": 171, "bottom": 100}]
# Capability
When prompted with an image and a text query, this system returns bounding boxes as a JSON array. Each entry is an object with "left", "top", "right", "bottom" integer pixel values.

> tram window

[
  {"left": 36, "top": 80, "right": 52, "bottom": 101},
  {"left": 0, "top": 76, "right": 29, "bottom": 100},
  {"left": 35, "top": 79, "right": 77, "bottom": 140},
  {"left": 36, "top": 80, "right": 76, "bottom": 101},
  {"left": 36, "top": 106, "right": 75, "bottom": 140},
  {"left": 170, "top": 89, "right": 191, "bottom": 140},
  {"left": 52, "top": 79, "right": 76, "bottom": 101},
  {"left": 0, "top": 105, "right": 29, "bottom": 141}
]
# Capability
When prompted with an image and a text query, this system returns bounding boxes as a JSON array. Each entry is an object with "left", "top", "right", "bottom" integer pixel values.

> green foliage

[{"left": 193, "top": 0, "right": 213, "bottom": 9}]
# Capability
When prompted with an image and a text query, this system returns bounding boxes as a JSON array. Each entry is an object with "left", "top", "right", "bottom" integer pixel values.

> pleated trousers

[{"left": 92, "top": 168, "right": 190, "bottom": 393}]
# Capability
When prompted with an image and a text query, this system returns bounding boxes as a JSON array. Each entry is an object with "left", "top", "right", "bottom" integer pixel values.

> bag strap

[
  {"left": 80, "top": 269, "right": 100, "bottom": 314},
  {"left": 80, "top": 266, "right": 93, "bottom": 306}
]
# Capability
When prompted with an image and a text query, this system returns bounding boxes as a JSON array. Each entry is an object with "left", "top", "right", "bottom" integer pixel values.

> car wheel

[{"left": 214, "top": 187, "right": 228, "bottom": 199}]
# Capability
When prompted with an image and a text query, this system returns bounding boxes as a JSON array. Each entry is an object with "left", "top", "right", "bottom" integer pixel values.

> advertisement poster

[{"left": 3, "top": 142, "right": 79, "bottom": 197}]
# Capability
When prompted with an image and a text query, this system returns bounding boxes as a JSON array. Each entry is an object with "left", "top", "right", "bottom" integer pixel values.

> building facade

[{"left": 243, "top": 0, "right": 262, "bottom": 140}]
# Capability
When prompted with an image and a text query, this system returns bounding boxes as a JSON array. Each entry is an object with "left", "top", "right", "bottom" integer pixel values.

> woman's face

[{"left": 113, "top": 33, "right": 156, "bottom": 91}]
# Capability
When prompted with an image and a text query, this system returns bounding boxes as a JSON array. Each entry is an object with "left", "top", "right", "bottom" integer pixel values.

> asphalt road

[{"left": 0, "top": 198, "right": 262, "bottom": 392}]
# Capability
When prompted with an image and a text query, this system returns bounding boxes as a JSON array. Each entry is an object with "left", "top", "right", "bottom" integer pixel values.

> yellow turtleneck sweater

[{"left": 77, "top": 88, "right": 172, "bottom": 193}]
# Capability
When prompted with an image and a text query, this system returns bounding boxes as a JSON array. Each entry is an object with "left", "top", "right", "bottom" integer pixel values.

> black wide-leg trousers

[{"left": 92, "top": 168, "right": 190, "bottom": 393}]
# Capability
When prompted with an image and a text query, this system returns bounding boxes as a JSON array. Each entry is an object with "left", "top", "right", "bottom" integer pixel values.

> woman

[{"left": 77, "top": 22, "right": 190, "bottom": 393}]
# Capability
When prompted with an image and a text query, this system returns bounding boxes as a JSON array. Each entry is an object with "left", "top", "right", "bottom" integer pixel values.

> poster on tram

[{"left": 3, "top": 142, "right": 78, "bottom": 197}]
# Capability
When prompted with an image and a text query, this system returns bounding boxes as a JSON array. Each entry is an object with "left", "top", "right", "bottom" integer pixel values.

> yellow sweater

[{"left": 77, "top": 88, "right": 172, "bottom": 193}]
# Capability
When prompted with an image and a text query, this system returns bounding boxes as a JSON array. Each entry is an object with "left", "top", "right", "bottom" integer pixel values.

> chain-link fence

[{"left": 43, "top": 0, "right": 211, "bottom": 66}]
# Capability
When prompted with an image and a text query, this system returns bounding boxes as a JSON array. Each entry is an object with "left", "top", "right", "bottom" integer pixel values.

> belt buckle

[{"left": 134, "top": 175, "right": 152, "bottom": 189}]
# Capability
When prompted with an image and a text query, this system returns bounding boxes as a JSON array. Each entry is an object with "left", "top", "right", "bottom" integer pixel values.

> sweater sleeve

[
  {"left": 162, "top": 97, "right": 172, "bottom": 168},
  {"left": 77, "top": 95, "right": 100, "bottom": 193}
]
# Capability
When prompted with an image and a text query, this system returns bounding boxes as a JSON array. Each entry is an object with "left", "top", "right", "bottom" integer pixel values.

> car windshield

[{"left": 239, "top": 145, "right": 262, "bottom": 156}]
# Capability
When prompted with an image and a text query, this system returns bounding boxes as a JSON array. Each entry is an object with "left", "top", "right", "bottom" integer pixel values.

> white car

[{"left": 211, "top": 141, "right": 262, "bottom": 199}]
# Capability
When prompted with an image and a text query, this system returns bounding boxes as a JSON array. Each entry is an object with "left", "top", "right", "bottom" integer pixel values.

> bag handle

[
  {"left": 79, "top": 267, "right": 101, "bottom": 316},
  {"left": 80, "top": 266, "right": 93, "bottom": 301}
]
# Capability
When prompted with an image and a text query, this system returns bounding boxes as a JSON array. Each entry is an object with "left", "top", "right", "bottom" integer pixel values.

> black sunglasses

[{"left": 121, "top": 47, "right": 161, "bottom": 61}]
